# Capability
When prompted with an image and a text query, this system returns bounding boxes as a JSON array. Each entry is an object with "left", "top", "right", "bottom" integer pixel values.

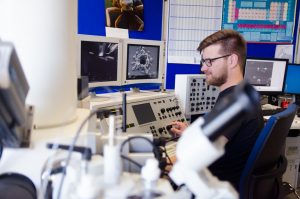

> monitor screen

[
  {"left": 244, "top": 58, "right": 288, "bottom": 94},
  {"left": 79, "top": 35, "right": 122, "bottom": 88},
  {"left": 132, "top": 103, "right": 156, "bottom": 125},
  {"left": 284, "top": 63, "right": 300, "bottom": 94},
  {"left": 122, "top": 39, "right": 164, "bottom": 85}
]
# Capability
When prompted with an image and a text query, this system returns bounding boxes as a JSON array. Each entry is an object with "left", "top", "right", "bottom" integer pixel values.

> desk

[
  {"left": 284, "top": 116, "right": 300, "bottom": 188},
  {"left": 0, "top": 108, "right": 90, "bottom": 193},
  {"left": 291, "top": 116, "right": 300, "bottom": 129},
  {"left": 0, "top": 108, "right": 173, "bottom": 198},
  {"left": 263, "top": 115, "right": 300, "bottom": 129}
]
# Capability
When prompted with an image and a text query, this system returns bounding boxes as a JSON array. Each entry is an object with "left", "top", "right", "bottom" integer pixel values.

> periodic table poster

[{"left": 222, "top": 0, "right": 297, "bottom": 43}]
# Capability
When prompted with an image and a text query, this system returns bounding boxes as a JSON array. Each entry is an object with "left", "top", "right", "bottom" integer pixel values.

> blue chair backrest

[{"left": 239, "top": 103, "right": 298, "bottom": 199}]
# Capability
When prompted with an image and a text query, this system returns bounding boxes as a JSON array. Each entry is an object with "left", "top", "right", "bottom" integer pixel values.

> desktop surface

[
  {"left": 0, "top": 108, "right": 90, "bottom": 190},
  {"left": 261, "top": 104, "right": 286, "bottom": 116}
]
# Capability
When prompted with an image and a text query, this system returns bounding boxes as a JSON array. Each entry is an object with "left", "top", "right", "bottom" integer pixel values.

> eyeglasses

[{"left": 200, "top": 54, "right": 231, "bottom": 67}]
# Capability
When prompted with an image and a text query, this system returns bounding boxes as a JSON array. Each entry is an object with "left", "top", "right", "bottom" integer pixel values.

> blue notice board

[
  {"left": 77, "top": 0, "right": 300, "bottom": 90},
  {"left": 78, "top": 0, "right": 163, "bottom": 40},
  {"left": 166, "top": 1, "right": 300, "bottom": 89}
]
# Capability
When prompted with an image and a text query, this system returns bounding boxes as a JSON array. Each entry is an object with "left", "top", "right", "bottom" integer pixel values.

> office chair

[{"left": 239, "top": 103, "right": 299, "bottom": 199}]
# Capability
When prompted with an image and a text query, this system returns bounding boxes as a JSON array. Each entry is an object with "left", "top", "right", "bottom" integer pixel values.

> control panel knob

[{"left": 166, "top": 125, "right": 172, "bottom": 131}]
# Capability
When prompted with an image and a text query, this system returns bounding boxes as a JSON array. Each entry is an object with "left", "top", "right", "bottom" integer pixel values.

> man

[{"left": 170, "top": 29, "right": 264, "bottom": 190}]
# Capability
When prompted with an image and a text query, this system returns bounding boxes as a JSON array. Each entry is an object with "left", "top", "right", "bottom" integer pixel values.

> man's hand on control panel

[{"left": 169, "top": 121, "right": 188, "bottom": 136}]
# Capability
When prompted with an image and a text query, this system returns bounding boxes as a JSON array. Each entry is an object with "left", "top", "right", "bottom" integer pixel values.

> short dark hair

[{"left": 197, "top": 29, "right": 247, "bottom": 73}]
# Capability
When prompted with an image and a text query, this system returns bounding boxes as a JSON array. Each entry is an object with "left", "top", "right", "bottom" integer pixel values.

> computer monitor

[
  {"left": 79, "top": 35, "right": 123, "bottom": 88},
  {"left": 0, "top": 41, "right": 31, "bottom": 147},
  {"left": 284, "top": 63, "right": 300, "bottom": 94},
  {"left": 122, "top": 39, "right": 164, "bottom": 85},
  {"left": 244, "top": 58, "right": 288, "bottom": 94}
]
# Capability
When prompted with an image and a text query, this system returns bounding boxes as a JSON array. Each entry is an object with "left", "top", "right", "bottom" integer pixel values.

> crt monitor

[
  {"left": 0, "top": 41, "right": 31, "bottom": 147},
  {"left": 122, "top": 39, "right": 164, "bottom": 85},
  {"left": 244, "top": 58, "right": 288, "bottom": 94},
  {"left": 284, "top": 63, "right": 300, "bottom": 94},
  {"left": 79, "top": 35, "right": 123, "bottom": 88}
]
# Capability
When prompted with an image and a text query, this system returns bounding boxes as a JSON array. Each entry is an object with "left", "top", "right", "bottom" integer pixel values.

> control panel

[
  {"left": 89, "top": 92, "right": 187, "bottom": 139},
  {"left": 175, "top": 74, "right": 219, "bottom": 116}
]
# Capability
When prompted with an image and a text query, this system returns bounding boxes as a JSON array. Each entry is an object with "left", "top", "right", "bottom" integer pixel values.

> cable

[
  {"left": 119, "top": 136, "right": 160, "bottom": 169},
  {"left": 120, "top": 136, "right": 155, "bottom": 154},
  {"left": 120, "top": 136, "right": 177, "bottom": 191},
  {"left": 121, "top": 136, "right": 164, "bottom": 169},
  {"left": 55, "top": 108, "right": 103, "bottom": 199},
  {"left": 120, "top": 154, "right": 142, "bottom": 169},
  {"left": 157, "top": 146, "right": 173, "bottom": 179},
  {"left": 125, "top": 136, "right": 176, "bottom": 174}
]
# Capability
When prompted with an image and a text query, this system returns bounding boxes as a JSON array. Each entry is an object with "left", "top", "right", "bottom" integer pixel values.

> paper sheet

[{"left": 167, "top": 0, "right": 223, "bottom": 64}]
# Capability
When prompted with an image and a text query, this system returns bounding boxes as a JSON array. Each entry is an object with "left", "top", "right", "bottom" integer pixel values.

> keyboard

[
  {"left": 262, "top": 107, "right": 286, "bottom": 116},
  {"left": 165, "top": 141, "right": 177, "bottom": 157}
]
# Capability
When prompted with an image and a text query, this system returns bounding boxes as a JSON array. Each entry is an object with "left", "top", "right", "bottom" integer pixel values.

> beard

[{"left": 205, "top": 70, "right": 227, "bottom": 87}]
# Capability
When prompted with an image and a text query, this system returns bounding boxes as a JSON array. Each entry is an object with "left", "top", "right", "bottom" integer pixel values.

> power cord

[
  {"left": 120, "top": 136, "right": 162, "bottom": 171},
  {"left": 120, "top": 135, "right": 180, "bottom": 191},
  {"left": 55, "top": 108, "right": 103, "bottom": 199},
  {"left": 120, "top": 154, "right": 142, "bottom": 169},
  {"left": 120, "top": 136, "right": 155, "bottom": 153}
]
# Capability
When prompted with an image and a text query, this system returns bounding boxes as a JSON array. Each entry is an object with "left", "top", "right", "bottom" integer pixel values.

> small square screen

[
  {"left": 81, "top": 41, "right": 118, "bottom": 82},
  {"left": 244, "top": 58, "right": 287, "bottom": 93},
  {"left": 245, "top": 61, "right": 274, "bottom": 86},
  {"left": 126, "top": 44, "right": 160, "bottom": 80},
  {"left": 132, "top": 103, "right": 156, "bottom": 125},
  {"left": 284, "top": 64, "right": 300, "bottom": 94}
]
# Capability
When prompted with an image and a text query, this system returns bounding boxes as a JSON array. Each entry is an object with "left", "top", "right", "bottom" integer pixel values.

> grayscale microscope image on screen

[
  {"left": 81, "top": 41, "right": 118, "bottom": 82},
  {"left": 126, "top": 44, "right": 159, "bottom": 80},
  {"left": 244, "top": 61, "right": 274, "bottom": 86}
]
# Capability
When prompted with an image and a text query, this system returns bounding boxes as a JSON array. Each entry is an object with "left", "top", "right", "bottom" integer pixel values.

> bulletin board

[
  {"left": 77, "top": 0, "right": 164, "bottom": 92},
  {"left": 165, "top": 0, "right": 300, "bottom": 89},
  {"left": 77, "top": 0, "right": 300, "bottom": 90},
  {"left": 222, "top": 0, "right": 298, "bottom": 43},
  {"left": 78, "top": 0, "right": 163, "bottom": 40}
]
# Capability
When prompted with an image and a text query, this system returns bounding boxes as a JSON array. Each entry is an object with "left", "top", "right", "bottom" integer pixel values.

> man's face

[{"left": 200, "top": 44, "right": 228, "bottom": 87}]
